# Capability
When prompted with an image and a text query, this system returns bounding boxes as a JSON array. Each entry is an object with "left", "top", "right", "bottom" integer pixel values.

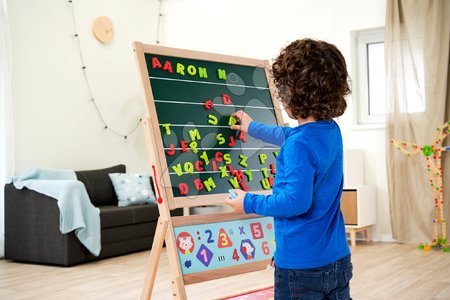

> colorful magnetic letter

[
  {"left": 204, "top": 99, "right": 214, "bottom": 110},
  {"left": 239, "top": 154, "right": 248, "bottom": 167},
  {"left": 259, "top": 153, "right": 267, "bottom": 164},
  {"left": 178, "top": 183, "right": 188, "bottom": 195},
  {"left": 162, "top": 123, "right": 171, "bottom": 135},
  {"left": 208, "top": 114, "right": 218, "bottom": 125},
  {"left": 166, "top": 144, "right": 175, "bottom": 156},
  {"left": 217, "top": 69, "right": 227, "bottom": 80},
  {"left": 203, "top": 177, "right": 216, "bottom": 192},
  {"left": 162, "top": 60, "right": 173, "bottom": 73}
]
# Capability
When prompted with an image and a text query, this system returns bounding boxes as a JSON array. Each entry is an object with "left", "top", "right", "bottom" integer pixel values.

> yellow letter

[
  {"left": 229, "top": 177, "right": 239, "bottom": 189},
  {"left": 171, "top": 164, "right": 183, "bottom": 176},
  {"left": 220, "top": 166, "right": 228, "bottom": 178},
  {"left": 244, "top": 169, "right": 253, "bottom": 181},
  {"left": 162, "top": 123, "right": 171, "bottom": 135},
  {"left": 198, "top": 67, "right": 208, "bottom": 78},
  {"left": 217, "top": 69, "right": 227, "bottom": 80},
  {"left": 261, "top": 167, "right": 269, "bottom": 178},
  {"left": 189, "top": 141, "right": 198, "bottom": 154},
  {"left": 200, "top": 151, "right": 209, "bottom": 165},
  {"left": 259, "top": 153, "right": 267, "bottom": 164},
  {"left": 204, "top": 177, "right": 216, "bottom": 192},
  {"left": 239, "top": 154, "right": 248, "bottom": 167},
  {"left": 189, "top": 129, "right": 201, "bottom": 141},
  {"left": 208, "top": 114, "right": 218, "bottom": 125},
  {"left": 223, "top": 153, "right": 232, "bottom": 165},
  {"left": 184, "top": 162, "right": 194, "bottom": 174},
  {"left": 187, "top": 65, "right": 197, "bottom": 76},
  {"left": 216, "top": 133, "right": 225, "bottom": 145},
  {"left": 176, "top": 63, "right": 185, "bottom": 75},
  {"left": 261, "top": 178, "right": 270, "bottom": 190}
]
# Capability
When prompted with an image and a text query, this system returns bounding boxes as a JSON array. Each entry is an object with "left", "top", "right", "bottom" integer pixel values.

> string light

[
  {"left": 67, "top": 0, "right": 164, "bottom": 140},
  {"left": 156, "top": 0, "right": 164, "bottom": 44}
]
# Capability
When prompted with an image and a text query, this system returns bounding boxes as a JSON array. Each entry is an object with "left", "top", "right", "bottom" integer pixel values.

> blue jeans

[{"left": 274, "top": 255, "right": 353, "bottom": 300}]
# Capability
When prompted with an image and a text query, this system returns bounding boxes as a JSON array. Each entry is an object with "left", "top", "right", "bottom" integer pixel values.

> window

[{"left": 351, "top": 28, "right": 385, "bottom": 125}]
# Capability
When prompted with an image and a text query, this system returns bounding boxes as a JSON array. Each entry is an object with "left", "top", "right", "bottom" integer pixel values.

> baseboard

[
  {"left": 373, "top": 235, "right": 397, "bottom": 243},
  {"left": 346, "top": 232, "right": 397, "bottom": 243}
]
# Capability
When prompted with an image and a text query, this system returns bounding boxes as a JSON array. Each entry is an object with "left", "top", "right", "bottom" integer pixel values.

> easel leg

[
  {"left": 165, "top": 221, "right": 188, "bottom": 299},
  {"left": 141, "top": 218, "right": 169, "bottom": 300}
]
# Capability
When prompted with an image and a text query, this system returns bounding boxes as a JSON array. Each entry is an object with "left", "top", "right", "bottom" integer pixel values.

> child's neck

[{"left": 297, "top": 116, "right": 316, "bottom": 126}]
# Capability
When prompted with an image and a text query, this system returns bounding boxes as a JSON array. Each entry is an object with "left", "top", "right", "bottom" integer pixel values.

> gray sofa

[{"left": 4, "top": 164, "right": 182, "bottom": 266}]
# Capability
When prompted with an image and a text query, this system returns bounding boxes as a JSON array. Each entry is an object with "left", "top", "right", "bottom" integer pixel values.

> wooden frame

[
  {"left": 133, "top": 42, "right": 281, "bottom": 299},
  {"left": 134, "top": 42, "right": 283, "bottom": 210}
]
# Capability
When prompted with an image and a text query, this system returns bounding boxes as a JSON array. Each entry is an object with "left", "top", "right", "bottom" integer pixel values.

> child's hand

[
  {"left": 231, "top": 110, "right": 253, "bottom": 133},
  {"left": 225, "top": 189, "right": 246, "bottom": 214}
]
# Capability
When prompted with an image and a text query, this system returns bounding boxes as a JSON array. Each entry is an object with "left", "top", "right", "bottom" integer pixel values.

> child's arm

[
  {"left": 247, "top": 121, "right": 291, "bottom": 146},
  {"left": 231, "top": 110, "right": 292, "bottom": 146},
  {"left": 243, "top": 141, "right": 314, "bottom": 217}
]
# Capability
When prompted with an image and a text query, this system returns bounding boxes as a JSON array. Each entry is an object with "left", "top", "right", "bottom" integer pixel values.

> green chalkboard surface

[{"left": 136, "top": 44, "right": 282, "bottom": 207}]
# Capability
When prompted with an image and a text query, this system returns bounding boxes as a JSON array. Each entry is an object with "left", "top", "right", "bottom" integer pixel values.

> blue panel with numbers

[{"left": 173, "top": 216, "right": 275, "bottom": 275}]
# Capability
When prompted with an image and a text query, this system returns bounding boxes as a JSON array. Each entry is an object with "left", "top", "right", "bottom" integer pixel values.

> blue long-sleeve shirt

[{"left": 244, "top": 120, "right": 350, "bottom": 269}]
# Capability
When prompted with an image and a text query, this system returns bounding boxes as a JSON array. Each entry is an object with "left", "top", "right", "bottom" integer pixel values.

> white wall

[
  {"left": 5, "top": 0, "right": 391, "bottom": 257},
  {"left": 9, "top": 0, "right": 160, "bottom": 173}
]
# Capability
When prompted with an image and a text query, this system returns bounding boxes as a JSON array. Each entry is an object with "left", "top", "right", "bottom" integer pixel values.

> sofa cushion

[
  {"left": 75, "top": 164, "right": 126, "bottom": 206},
  {"left": 99, "top": 204, "right": 159, "bottom": 229},
  {"left": 109, "top": 173, "right": 156, "bottom": 207}
]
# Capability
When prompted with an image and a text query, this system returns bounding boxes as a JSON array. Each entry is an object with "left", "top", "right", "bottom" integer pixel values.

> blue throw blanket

[{"left": 12, "top": 167, "right": 101, "bottom": 256}]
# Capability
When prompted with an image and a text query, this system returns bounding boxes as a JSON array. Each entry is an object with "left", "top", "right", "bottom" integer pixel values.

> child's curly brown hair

[{"left": 272, "top": 39, "right": 351, "bottom": 120}]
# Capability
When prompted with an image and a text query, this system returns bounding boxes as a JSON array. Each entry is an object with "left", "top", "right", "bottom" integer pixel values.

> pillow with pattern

[{"left": 109, "top": 173, "right": 156, "bottom": 207}]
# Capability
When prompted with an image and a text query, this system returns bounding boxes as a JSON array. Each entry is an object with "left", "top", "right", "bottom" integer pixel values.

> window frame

[{"left": 351, "top": 27, "right": 385, "bottom": 125}]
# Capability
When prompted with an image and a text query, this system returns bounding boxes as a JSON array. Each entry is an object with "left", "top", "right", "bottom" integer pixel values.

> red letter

[
  {"left": 235, "top": 170, "right": 244, "bottom": 182},
  {"left": 163, "top": 60, "right": 173, "bottom": 73},
  {"left": 211, "top": 160, "right": 218, "bottom": 171},
  {"left": 194, "top": 160, "right": 204, "bottom": 171},
  {"left": 270, "top": 163, "right": 276, "bottom": 175},
  {"left": 180, "top": 140, "right": 189, "bottom": 152},
  {"left": 268, "top": 177, "right": 274, "bottom": 187},
  {"left": 194, "top": 179, "right": 204, "bottom": 191},
  {"left": 227, "top": 164, "right": 235, "bottom": 175},
  {"left": 204, "top": 99, "right": 214, "bottom": 110},
  {"left": 239, "top": 180, "right": 249, "bottom": 191},
  {"left": 237, "top": 132, "right": 247, "bottom": 143},
  {"left": 222, "top": 94, "right": 231, "bottom": 105},
  {"left": 215, "top": 151, "right": 223, "bottom": 162},
  {"left": 166, "top": 144, "right": 175, "bottom": 156},
  {"left": 152, "top": 57, "right": 162, "bottom": 69},
  {"left": 178, "top": 183, "right": 188, "bottom": 195},
  {"left": 228, "top": 136, "right": 235, "bottom": 147}
]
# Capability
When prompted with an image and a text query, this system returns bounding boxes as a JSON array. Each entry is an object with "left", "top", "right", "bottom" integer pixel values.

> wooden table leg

[
  {"left": 350, "top": 229, "right": 356, "bottom": 247},
  {"left": 364, "top": 228, "right": 371, "bottom": 242}
]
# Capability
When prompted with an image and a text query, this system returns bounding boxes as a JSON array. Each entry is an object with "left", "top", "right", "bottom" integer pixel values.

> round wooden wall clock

[{"left": 92, "top": 16, "right": 114, "bottom": 44}]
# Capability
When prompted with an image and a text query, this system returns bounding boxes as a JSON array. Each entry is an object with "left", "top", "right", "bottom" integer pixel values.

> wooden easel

[{"left": 133, "top": 42, "right": 283, "bottom": 299}]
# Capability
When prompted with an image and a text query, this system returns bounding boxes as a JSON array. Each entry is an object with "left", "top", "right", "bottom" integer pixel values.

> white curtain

[
  {"left": 386, "top": 0, "right": 450, "bottom": 244},
  {"left": 0, "top": 0, "right": 14, "bottom": 257}
]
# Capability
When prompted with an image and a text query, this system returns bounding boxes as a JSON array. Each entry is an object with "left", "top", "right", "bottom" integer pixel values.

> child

[{"left": 226, "top": 39, "right": 352, "bottom": 299}]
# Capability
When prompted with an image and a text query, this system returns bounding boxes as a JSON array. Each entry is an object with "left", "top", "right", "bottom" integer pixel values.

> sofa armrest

[{"left": 4, "top": 184, "right": 90, "bottom": 266}]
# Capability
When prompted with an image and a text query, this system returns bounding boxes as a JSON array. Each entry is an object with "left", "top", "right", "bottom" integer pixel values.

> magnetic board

[{"left": 134, "top": 43, "right": 283, "bottom": 209}]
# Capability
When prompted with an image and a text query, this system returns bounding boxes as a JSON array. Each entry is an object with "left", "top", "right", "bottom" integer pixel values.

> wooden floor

[{"left": 1, "top": 242, "right": 450, "bottom": 299}]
